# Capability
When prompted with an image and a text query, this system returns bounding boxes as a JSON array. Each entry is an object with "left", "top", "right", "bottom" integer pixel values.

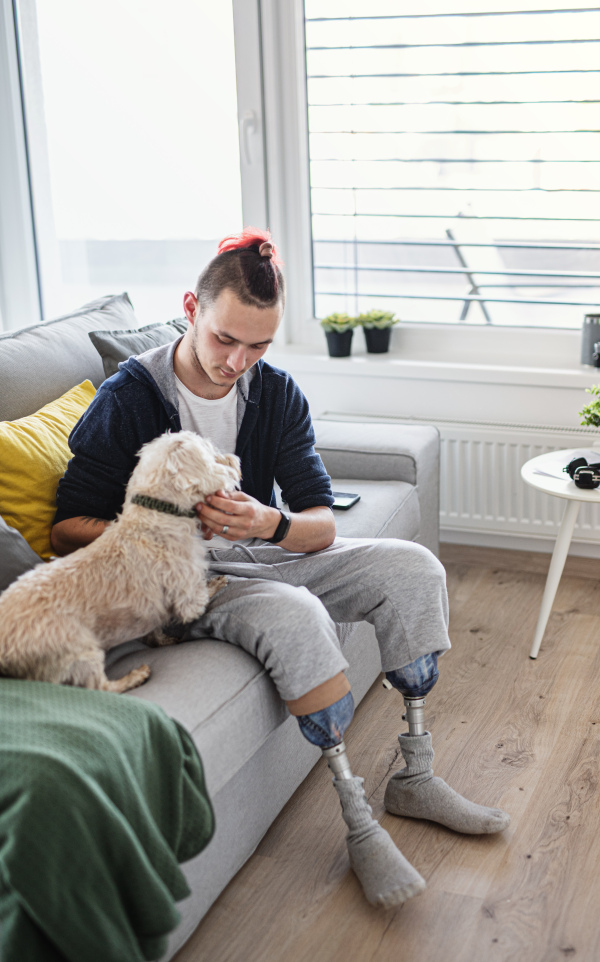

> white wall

[{"left": 269, "top": 323, "right": 593, "bottom": 429}]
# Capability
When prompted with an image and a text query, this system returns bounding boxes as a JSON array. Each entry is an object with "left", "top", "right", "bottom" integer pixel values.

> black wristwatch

[{"left": 268, "top": 509, "right": 292, "bottom": 544}]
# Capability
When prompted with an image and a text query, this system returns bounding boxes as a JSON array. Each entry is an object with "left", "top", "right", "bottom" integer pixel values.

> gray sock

[
  {"left": 333, "top": 776, "right": 426, "bottom": 909},
  {"left": 384, "top": 732, "right": 510, "bottom": 835}
]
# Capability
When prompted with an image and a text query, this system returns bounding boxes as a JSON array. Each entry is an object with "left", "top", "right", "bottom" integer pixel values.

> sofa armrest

[{"left": 313, "top": 419, "right": 440, "bottom": 557}]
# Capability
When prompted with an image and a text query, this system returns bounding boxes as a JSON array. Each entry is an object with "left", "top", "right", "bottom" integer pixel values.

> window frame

[
  {"left": 258, "top": 0, "right": 314, "bottom": 346},
  {"left": 264, "top": 0, "right": 594, "bottom": 369},
  {"left": 0, "top": 0, "right": 40, "bottom": 330},
  {"left": 1, "top": 0, "right": 272, "bottom": 332}
]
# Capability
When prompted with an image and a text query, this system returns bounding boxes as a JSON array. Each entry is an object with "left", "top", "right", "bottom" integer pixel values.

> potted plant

[
  {"left": 357, "top": 309, "right": 399, "bottom": 354},
  {"left": 579, "top": 384, "right": 600, "bottom": 426},
  {"left": 320, "top": 313, "right": 356, "bottom": 358}
]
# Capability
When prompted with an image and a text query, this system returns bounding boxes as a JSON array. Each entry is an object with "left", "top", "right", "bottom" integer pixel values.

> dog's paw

[
  {"left": 127, "top": 664, "right": 152, "bottom": 690},
  {"left": 207, "top": 575, "right": 228, "bottom": 599},
  {"left": 105, "top": 663, "right": 151, "bottom": 694}
]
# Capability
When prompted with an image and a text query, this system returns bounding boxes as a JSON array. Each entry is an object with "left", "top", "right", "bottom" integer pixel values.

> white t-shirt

[
  {"left": 175, "top": 375, "right": 238, "bottom": 455},
  {"left": 175, "top": 376, "right": 241, "bottom": 550}
]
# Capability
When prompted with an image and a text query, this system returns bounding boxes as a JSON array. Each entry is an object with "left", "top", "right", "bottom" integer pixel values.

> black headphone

[{"left": 564, "top": 456, "right": 600, "bottom": 489}]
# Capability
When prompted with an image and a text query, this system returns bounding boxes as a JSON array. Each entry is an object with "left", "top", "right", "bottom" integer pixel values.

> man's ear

[{"left": 183, "top": 291, "right": 199, "bottom": 325}]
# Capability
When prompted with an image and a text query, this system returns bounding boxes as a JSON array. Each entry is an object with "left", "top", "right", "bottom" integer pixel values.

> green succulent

[
  {"left": 580, "top": 384, "right": 600, "bottom": 428},
  {"left": 319, "top": 312, "right": 356, "bottom": 333},
  {"left": 356, "top": 309, "right": 399, "bottom": 330}
]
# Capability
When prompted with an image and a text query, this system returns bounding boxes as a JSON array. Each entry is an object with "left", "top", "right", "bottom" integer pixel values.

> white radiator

[
  {"left": 437, "top": 420, "right": 600, "bottom": 545},
  {"left": 324, "top": 413, "right": 600, "bottom": 553}
]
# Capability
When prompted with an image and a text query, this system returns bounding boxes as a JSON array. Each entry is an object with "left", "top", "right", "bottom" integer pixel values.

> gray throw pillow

[
  {"left": 0, "top": 292, "right": 139, "bottom": 422},
  {"left": 88, "top": 318, "right": 189, "bottom": 379},
  {"left": 0, "top": 515, "right": 42, "bottom": 594}
]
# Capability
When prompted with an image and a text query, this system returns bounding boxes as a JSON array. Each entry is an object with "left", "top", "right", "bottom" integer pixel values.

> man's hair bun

[
  {"left": 195, "top": 227, "right": 285, "bottom": 310},
  {"left": 217, "top": 227, "right": 283, "bottom": 269}
]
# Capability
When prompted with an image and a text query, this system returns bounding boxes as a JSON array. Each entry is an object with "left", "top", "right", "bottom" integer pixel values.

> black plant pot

[
  {"left": 364, "top": 327, "right": 391, "bottom": 353},
  {"left": 325, "top": 329, "right": 353, "bottom": 357}
]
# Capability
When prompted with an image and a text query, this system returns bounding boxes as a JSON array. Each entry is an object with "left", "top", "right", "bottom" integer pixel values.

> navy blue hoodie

[{"left": 54, "top": 337, "right": 334, "bottom": 524}]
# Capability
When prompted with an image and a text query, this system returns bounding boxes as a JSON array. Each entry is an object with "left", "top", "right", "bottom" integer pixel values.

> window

[
  {"left": 305, "top": 2, "right": 600, "bottom": 329},
  {"left": 14, "top": 0, "right": 244, "bottom": 324}
]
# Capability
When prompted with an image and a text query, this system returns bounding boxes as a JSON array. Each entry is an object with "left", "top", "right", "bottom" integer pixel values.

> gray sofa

[{"left": 0, "top": 294, "right": 440, "bottom": 960}]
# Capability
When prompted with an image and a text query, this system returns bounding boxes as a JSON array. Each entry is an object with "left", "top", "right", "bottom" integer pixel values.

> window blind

[{"left": 304, "top": 2, "right": 600, "bottom": 328}]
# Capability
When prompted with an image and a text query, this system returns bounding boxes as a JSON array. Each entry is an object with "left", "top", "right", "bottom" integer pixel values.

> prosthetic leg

[
  {"left": 400, "top": 693, "right": 427, "bottom": 736},
  {"left": 383, "top": 660, "right": 511, "bottom": 835},
  {"left": 297, "top": 694, "right": 425, "bottom": 909}
]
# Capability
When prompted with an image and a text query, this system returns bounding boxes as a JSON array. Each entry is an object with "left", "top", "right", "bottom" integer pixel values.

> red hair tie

[{"left": 217, "top": 227, "right": 283, "bottom": 268}]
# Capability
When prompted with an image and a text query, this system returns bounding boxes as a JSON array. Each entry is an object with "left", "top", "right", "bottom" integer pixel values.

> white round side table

[{"left": 521, "top": 448, "right": 600, "bottom": 659}]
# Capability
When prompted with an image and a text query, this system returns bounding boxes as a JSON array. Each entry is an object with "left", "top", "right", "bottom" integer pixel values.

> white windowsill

[
  {"left": 269, "top": 347, "right": 598, "bottom": 391},
  {"left": 272, "top": 321, "right": 599, "bottom": 391}
]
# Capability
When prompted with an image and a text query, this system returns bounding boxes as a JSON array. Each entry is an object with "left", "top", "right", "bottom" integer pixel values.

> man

[{"left": 52, "top": 228, "right": 510, "bottom": 909}]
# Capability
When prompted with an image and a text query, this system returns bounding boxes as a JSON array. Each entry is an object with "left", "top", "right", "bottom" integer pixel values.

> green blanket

[{"left": 0, "top": 679, "right": 214, "bottom": 962}]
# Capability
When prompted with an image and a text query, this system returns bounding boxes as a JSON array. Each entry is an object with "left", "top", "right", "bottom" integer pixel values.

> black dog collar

[{"left": 130, "top": 494, "right": 197, "bottom": 518}]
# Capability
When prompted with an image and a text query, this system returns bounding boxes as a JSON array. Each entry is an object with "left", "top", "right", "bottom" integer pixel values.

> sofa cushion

[
  {"left": 0, "top": 515, "right": 42, "bottom": 593},
  {"left": 0, "top": 381, "right": 96, "bottom": 559},
  {"left": 316, "top": 421, "right": 424, "bottom": 484},
  {"left": 105, "top": 639, "right": 287, "bottom": 797},
  {"left": 89, "top": 318, "right": 188, "bottom": 379},
  {"left": 0, "top": 293, "right": 137, "bottom": 422},
  {"left": 329, "top": 479, "right": 420, "bottom": 541}
]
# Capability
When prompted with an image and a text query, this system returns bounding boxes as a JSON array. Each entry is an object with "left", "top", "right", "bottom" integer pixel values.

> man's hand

[
  {"left": 196, "top": 491, "right": 280, "bottom": 542},
  {"left": 196, "top": 492, "right": 336, "bottom": 553}
]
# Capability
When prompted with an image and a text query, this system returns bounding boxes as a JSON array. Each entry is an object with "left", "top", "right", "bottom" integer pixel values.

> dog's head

[{"left": 126, "top": 431, "right": 241, "bottom": 510}]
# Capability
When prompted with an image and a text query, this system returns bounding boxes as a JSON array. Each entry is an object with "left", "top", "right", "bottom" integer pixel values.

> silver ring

[{"left": 222, "top": 524, "right": 229, "bottom": 535}]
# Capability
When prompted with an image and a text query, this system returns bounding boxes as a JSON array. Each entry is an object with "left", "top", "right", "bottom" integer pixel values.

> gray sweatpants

[{"left": 182, "top": 537, "right": 451, "bottom": 702}]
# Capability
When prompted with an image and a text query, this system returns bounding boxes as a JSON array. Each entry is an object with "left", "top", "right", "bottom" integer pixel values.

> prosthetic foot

[
  {"left": 324, "top": 743, "right": 426, "bottom": 909},
  {"left": 383, "top": 697, "right": 510, "bottom": 834}
]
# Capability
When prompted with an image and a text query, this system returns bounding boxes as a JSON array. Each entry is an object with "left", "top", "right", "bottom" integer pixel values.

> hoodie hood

[{"left": 119, "top": 336, "right": 259, "bottom": 434}]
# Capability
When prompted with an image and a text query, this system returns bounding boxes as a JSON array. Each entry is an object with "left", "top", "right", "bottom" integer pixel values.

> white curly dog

[{"left": 0, "top": 431, "right": 241, "bottom": 692}]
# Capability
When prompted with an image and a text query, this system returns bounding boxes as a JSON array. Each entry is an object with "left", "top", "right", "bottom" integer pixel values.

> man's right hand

[{"left": 50, "top": 517, "right": 109, "bottom": 556}]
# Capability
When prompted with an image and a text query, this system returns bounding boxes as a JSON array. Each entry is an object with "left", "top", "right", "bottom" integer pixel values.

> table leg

[{"left": 529, "top": 499, "right": 580, "bottom": 659}]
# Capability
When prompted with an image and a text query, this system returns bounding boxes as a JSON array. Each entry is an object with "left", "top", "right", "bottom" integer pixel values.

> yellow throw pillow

[{"left": 0, "top": 381, "right": 96, "bottom": 561}]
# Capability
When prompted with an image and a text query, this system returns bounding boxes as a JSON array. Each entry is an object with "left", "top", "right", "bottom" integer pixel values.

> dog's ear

[
  {"left": 215, "top": 451, "right": 242, "bottom": 480},
  {"left": 162, "top": 436, "right": 210, "bottom": 492}
]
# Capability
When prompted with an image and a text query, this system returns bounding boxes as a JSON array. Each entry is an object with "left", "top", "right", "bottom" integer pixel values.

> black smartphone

[{"left": 331, "top": 491, "right": 361, "bottom": 510}]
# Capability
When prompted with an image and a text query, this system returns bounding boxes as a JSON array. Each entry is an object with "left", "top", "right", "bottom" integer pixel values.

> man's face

[{"left": 187, "top": 288, "right": 283, "bottom": 390}]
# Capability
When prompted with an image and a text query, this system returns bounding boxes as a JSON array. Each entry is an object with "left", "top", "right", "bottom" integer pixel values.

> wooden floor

[{"left": 174, "top": 545, "right": 600, "bottom": 962}]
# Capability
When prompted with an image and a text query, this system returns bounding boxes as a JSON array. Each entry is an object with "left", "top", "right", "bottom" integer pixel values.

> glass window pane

[
  {"left": 304, "top": 3, "right": 600, "bottom": 328},
  {"left": 18, "top": 0, "right": 243, "bottom": 323}
]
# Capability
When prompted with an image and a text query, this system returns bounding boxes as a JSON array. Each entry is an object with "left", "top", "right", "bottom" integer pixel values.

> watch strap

[{"left": 267, "top": 509, "right": 292, "bottom": 544}]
